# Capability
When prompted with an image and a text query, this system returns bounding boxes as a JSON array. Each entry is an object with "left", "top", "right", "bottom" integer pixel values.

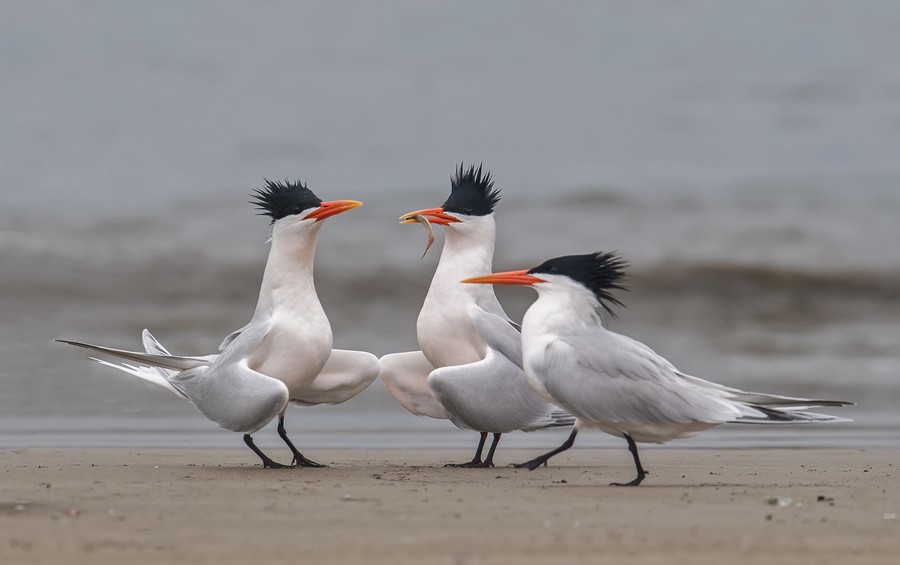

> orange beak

[
  {"left": 304, "top": 200, "right": 363, "bottom": 222},
  {"left": 462, "top": 269, "right": 545, "bottom": 286},
  {"left": 399, "top": 207, "right": 461, "bottom": 226}
]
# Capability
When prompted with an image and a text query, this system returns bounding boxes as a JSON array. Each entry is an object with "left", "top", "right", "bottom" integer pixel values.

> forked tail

[
  {"left": 55, "top": 330, "right": 209, "bottom": 399},
  {"left": 732, "top": 405, "right": 853, "bottom": 424},
  {"left": 677, "top": 372, "right": 853, "bottom": 422}
]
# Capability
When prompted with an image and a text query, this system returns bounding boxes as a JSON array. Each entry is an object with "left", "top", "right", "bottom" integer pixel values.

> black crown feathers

[
  {"left": 250, "top": 179, "right": 322, "bottom": 223},
  {"left": 441, "top": 163, "right": 501, "bottom": 217},
  {"left": 528, "top": 252, "right": 629, "bottom": 317}
]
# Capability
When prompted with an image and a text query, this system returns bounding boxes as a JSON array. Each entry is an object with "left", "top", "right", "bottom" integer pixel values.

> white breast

[
  {"left": 417, "top": 215, "right": 501, "bottom": 369},
  {"left": 245, "top": 218, "right": 334, "bottom": 396}
]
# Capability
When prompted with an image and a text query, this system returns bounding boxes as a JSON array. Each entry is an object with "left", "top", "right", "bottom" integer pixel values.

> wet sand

[{"left": 1, "top": 448, "right": 898, "bottom": 564}]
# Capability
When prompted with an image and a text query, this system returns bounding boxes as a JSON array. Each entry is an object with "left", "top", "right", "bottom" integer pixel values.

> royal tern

[
  {"left": 58, "top": 179, "right": 379, "bottom": 468},
  {"left": 379, "top": 164, "right": 573, "bottom": 467},
  {"left": 464, "top": 252, "right": 852, "bottom": 485}
]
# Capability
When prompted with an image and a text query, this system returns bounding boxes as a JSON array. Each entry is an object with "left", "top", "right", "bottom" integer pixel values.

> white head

[
  {"left": 463, "top": 251, "right": 629, "bottom": 318},
  {"left": 398, "top": 163, "right": 500, "bottom": 246},
  {"left": 251, "top": 178, "right": 362, "bottom": 239}
]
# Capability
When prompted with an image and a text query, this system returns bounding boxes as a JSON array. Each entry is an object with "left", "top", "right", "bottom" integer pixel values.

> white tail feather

[
  {"left": 55, "top": 339, "right": 209, "bottom": 371},
  {"left": 141, "top": 329, "right": 172, "bottom": 356},
  {"left": 90, "top": 358, "right": 188, "bottom": 400},
  {"left": 677, "top": 372, "right": 854, "bottom": 410},
  {"left": 732, "top": 404, "right": 853, "bottom": 424}
]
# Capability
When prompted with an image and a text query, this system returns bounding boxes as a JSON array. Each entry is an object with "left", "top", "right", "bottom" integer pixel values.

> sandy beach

[{"left": 1, "top": 448, "right": 897, "bottom": 564}]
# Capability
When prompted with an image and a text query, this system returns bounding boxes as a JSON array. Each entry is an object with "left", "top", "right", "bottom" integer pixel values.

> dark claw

[
  {"left": 512, "top": 458, "right": 545, "bottom": 471},
  {"left": 609, "top": 478, "right": 643, "bottom": 487},
  {"left": 244, "top": 434, "right": 290, "bottom": 469},
  {"left": 614, "top": 434, "right": 648, "bottom": 486},
  {"left": 445, "top": 458, "right": 490, "bottom": 468},
  {"left": 278, "top": 416, "right": 326, "bottom": 468},
  {"left": 511, "top": 428, "right": 578, "bottom": 471},
  {"left": 292, "top": 454, "right": 327, "bottom": 468},
  {"left": 263, "top": 459, "right": 291, "bottom": 469},
  {"left": 445, "top": 433, "right": 500, "bottom": 468}
]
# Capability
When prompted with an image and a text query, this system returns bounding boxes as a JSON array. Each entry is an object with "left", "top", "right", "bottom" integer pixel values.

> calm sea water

[{"left": 1, "top": 2, "right": 898, "bottom": 450}]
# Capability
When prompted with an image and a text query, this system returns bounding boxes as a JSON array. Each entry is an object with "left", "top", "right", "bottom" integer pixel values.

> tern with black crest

[
  {"left": 379, "top": 164, "right": 573, "bottom": 467},
  {"left": 58, "top": 179, "right": 379, "bottom": 468},
  {"left": 465, "top": 252, "right": 852, "bottom": 485}
]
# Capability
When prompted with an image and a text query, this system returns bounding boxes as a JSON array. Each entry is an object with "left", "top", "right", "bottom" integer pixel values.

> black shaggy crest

[
  {"left": 250, "top": 179, "right": 322, "bottom": 223},
  {"left": 528, "top": 252, "right": 629, "bottom": 317},
  {"left": 441, "top": 163, "right": 501, "bottom": 217}
]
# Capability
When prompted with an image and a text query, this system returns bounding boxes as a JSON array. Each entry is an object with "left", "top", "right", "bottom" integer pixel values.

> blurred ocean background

[{"left": 1, "top": 1, "right": 898, "bottom": 451}]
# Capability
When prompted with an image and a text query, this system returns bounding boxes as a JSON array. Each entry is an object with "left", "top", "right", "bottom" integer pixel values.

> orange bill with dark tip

[
  {"left": 462, "top": 270, "right": 545, "bottom": 286},
  {"left": 399, "top": 207, "right": 461, "bottom": 225},
  {"left": 304, "top": 200, "right": 363, "bottom": 221}
]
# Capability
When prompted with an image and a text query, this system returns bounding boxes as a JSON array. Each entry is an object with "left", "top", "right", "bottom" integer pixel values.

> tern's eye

[
  {"left": 548, "top": 267, "right": 558, "bottom": 275},
  {"left": 463, "top": 208, "right": 473, "bottom": 215},
  {"left": 293, "top": 206, "right": 302, "bottom": 214}
]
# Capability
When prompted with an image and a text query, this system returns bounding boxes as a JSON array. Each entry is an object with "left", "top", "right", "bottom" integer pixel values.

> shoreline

[{"left": 2, "top": 448, "right": 898, "bottom": 564}]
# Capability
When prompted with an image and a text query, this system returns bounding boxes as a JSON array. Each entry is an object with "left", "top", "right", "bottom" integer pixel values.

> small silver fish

[{"left": 409, "top": 213, "right": 435, "bottom": 259}]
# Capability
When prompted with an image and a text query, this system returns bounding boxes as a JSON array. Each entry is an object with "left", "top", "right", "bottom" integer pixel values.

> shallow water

[{"left": 1, "top": 2, "right": 898, "bottom": 448}]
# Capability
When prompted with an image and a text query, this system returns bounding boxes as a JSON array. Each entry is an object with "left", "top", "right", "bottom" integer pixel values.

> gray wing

[
  {"left": 218, "top": 323, "right": 249, "bottom": 352},
  {"left": 167, "top": 318, "right": 289, "bottom": 433},
  {"left": 62, "top": 321, "right": 289, "bottom": 434},
  {"left": 547, "top": 328, "right": 851, "bottom": 429},
  {"left": 428, "top": 348, "right": 569, "bottom": 434},
  {"left": 538, "top": 329, "right": 744, "bottom": 429},
  {"left": 468, "top": 304, "right": 523, "bottom": 369},
  {"left": 167, "top": 361, "right": 289, "bottom": 434}
]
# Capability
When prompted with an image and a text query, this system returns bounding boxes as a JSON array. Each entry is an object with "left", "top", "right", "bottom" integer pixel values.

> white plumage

[
  {"left": 58, "top": 181, "right": 379, "bottom": 468},
  {"left": 379, "top": 165, "right": 572, "bottom": 467},
  {"left": 465, "top": 252, "right": 852, "bottom": 485}
]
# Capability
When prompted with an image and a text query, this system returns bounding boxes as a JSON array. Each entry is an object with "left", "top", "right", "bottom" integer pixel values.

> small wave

[{"left": 3, "top": 243, "right": 899, "bottom": 307}]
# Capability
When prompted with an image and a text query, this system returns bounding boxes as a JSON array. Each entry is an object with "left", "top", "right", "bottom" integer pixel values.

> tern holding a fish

[{"left": 379, "top": 164, "right": 573, "bottom": 467}]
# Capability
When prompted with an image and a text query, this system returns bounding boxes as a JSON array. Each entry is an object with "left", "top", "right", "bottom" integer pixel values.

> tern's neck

[
  {"left": 255, "top": 221, "right": 321, "bottom": 315},
  {"left": 434, "top": 215, "right": 496, "bottom": 281},
  {"left": 525, "top": 283, "right": 605, "bottom": 337},
  {"left": 418, "top": 215, "right": 498, "bottom": 365}
]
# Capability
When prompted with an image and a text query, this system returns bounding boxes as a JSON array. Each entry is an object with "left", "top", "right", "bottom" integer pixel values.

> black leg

[
  {"left": 610, "top": 433, "right": 648, "bottom": 487},
  {"left": 243, "top": 434, "right": 289, "bottom": 469},
  {"left": 446, "top": 432, "right": 488, "bottom": 468},
  {"left": 277, "top": 416, "right": 326, "bottom": 468},
  {"left": 481, "top": 433, "right": 502, "bottom": 467},
  {"left": 513, "top": 429, "right": 578, "bottom": 470}
]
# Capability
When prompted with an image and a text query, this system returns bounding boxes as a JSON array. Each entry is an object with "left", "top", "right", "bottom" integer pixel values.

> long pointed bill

[
  {"left": 462, "top": 270, "right": 545, "bottom": 286},
  {"left": 399, "top": 207, "right": 460, "bottom": 225},
  {"left": 304, "top": 200, "right": 363, "bottom": 222}
]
